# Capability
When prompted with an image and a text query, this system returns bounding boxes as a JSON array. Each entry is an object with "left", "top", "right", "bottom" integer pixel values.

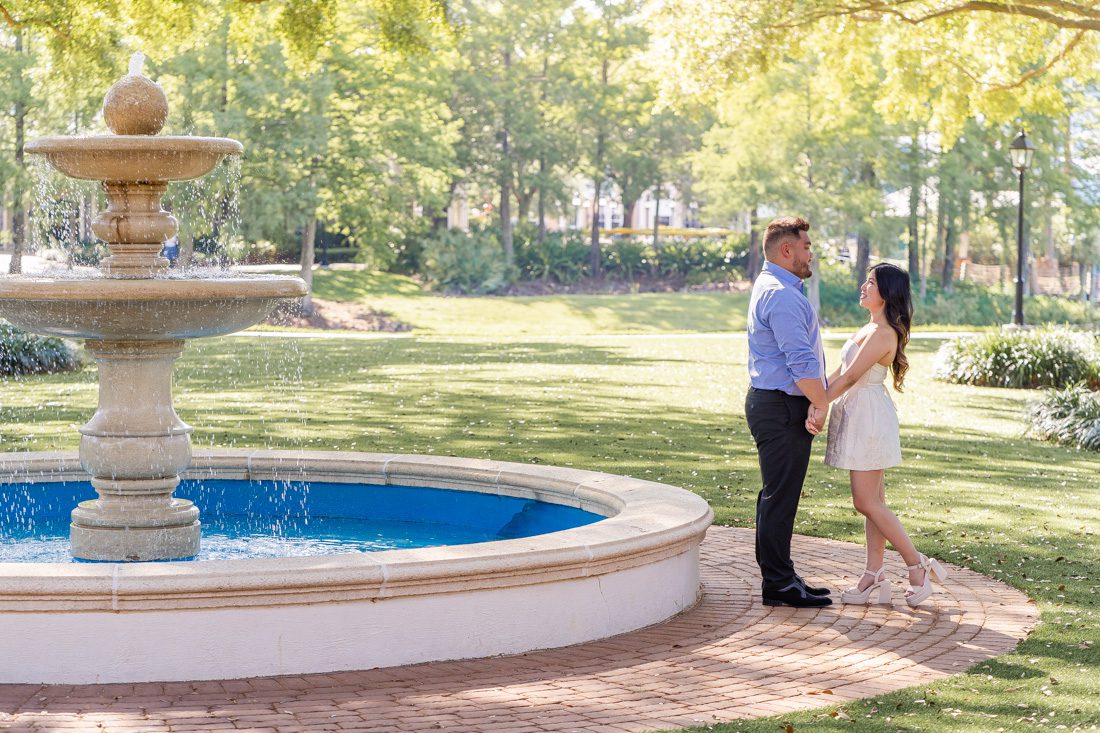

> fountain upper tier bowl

[
  {"left": 0, "top": 275, "right": 307, "bottom": 340},
  {"left": 25, "top": 136, "right": 243, "bottom": 182}
]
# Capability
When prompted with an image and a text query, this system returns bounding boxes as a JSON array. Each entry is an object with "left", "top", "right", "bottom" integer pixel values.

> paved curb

[{"left": 0, "top": 526, "right": 1038, "bottom": 732}]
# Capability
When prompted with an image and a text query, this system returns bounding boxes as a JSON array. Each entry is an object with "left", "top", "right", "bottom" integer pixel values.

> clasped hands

[{"left": 805, "top": 404, "right": 827, "bottom": 436}]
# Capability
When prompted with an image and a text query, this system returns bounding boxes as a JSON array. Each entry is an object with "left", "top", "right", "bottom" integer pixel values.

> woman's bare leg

[{"left": 850, "top": 469, "right": 922, "bottom": 590}]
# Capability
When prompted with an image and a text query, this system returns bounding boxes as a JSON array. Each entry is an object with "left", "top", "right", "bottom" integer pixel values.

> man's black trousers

[{"left": 744, "top": 386, "right": 815, "bottom": 590}]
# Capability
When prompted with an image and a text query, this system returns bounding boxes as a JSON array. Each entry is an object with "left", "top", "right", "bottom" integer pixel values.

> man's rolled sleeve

[{"left": 765, "top": 296, "right": 821, "bottom": 382}]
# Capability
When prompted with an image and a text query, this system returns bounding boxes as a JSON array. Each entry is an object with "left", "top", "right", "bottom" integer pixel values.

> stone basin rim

[
  {"left": 25, "top": 135, "right": 244, "bottom": 155},
  {"left": 0, "top": 449, "right": 714, "bottom": 613},
  {"left": 0, "top": 275, "right": 308, "bottom": 301}
]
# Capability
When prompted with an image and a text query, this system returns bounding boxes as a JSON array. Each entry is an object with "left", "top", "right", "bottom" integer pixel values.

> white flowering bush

[
  {"left": 933, "top": 327, "right": 1100, "bottom": 389},
  {"left": 1027, "top": 385, "right": 1100, "bottom": 451}
]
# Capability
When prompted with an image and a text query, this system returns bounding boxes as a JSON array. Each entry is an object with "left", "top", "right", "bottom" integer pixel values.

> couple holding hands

[{"left": 745, "top": 216, "right": 947, "bottom": 609}]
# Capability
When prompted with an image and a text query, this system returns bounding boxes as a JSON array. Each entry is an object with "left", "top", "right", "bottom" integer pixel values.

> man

[{"left": 745, "top": 216, "right": 831, "bottom": 608}]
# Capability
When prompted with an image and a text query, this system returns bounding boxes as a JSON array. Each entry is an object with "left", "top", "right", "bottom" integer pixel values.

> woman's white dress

[{"left": 824, "top": 338, "right": 902, "bottom": 471}]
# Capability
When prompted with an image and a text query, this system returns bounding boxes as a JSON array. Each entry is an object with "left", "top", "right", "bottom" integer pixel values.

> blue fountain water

[{"left": 0, "top": 479, "right": 603, "bottom": 563}]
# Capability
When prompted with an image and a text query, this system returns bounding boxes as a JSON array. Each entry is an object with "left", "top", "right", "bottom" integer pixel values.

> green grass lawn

[
  {"left": 2, "top": 294, "right": 1099, "bottom": 731},
  {"left": 310, "top": 268, "right": 751, "bottom": 334},
  {"left": 305, "top": 268, "right": 1094, "bottom": 335}
]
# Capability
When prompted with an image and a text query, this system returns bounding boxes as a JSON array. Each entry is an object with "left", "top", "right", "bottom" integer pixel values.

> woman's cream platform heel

[
  {"left": 841, "top": 567, "right": 892, "bottom": 604},
  {"left": 905, "top": 555, "right": 947, "bottom": 607}
]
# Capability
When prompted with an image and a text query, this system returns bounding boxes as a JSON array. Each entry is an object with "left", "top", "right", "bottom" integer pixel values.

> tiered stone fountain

[
  {"left": 0, "top": 56, "right": 709, "bottom": 685},
  {"left": 0, "top": 54, "right": 307, "bottom": 560}
]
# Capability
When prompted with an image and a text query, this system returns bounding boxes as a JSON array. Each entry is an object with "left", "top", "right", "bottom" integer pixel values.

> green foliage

[
  {"left": 603, "top": 236, "right": 748, "bottom": 281},
  {"left": 0, "top": 325, "right": 80, "bottom": 377},
  {"left": 514, "top": 230, "right": 590, "bottom": 283},
  {"left": 819, "top": 261, "right": 1097, "bottom": 327},
  {"left": 1027, "top": 384, "right": 1100, "bottom": 451},
  {"left": 933, "top": 327, "right": 1100, "bottom": 389},
  {"left": 69, "top": 240, "right": 108, "bottom": 266},
  {"left": 916, "top": 283, "right": 1096, "bottom": 326},
  {"left": 419, "top": 228, "right": 509, "bottom": 294},
  {"left": 655, "top": 236, "right": 747, "bottom": 279},
  {"left": 510, "top": 230, "right": 748, "bottom": 284},
  {"left": 601, "top": 239, "right": 648, "bottom": 280},
  {"left": 659, "top": 0, "right": 1100, "bottom": 145},
  {"left": 817, "top": 260, "right": 866, "bottom": 326}
]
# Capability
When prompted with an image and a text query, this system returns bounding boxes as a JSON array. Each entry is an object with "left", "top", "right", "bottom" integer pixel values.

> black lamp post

[{"left": 1010, "top": 130, "right": 1036, "bottom": 326}]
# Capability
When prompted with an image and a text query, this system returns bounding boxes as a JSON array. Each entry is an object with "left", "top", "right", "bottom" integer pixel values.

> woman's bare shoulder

[{"left": 866, "top": 322, "right": 899, "bottom": 345}]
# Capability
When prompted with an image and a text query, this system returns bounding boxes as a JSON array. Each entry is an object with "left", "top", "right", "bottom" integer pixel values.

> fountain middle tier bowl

[
  {"left": 0, "top": 275, "right": 307, "bottom": 340},
  {"left": 25, "top": 136, "right": 243, "bottom": 182}
]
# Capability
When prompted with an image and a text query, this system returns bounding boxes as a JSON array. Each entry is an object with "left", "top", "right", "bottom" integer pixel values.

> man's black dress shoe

[
  {"left": 762, "top": 582, "right": 833, "bottom": 608},
  {"left": 796, "top": 575, "right": 832, "bottom": 597}
]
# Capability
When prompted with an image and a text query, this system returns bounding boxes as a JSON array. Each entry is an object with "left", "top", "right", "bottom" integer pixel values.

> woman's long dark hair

[{"left": 870, "top": 263, "right": 913, "bottom": 391}]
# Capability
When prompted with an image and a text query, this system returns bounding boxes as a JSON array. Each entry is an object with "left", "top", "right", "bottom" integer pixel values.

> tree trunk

[
  {"left": 537, "top": 157, "right": 546, "bottom": 243},
  {"left": 589, "top": 58, "right": 609, "bottom": 278},
  {"left": 499, "top": 48, "right": 514, "bottom": 267},
  {"left": 1043, "top": 202, "right": 1056, "bottom": 261},
  {"left": 536, "top": 55, "right": 549, "bottom": 244},
  {"left": 515, "top": 187, "right": 532, "bottom": 223},
  {"left": 651, "top": 183, "right": 661, "bottom": 248},
  {"left": 941, "top": 205, "right": 957, "bottom": 293},
  {"left": 1080, "top": 253, "right": 1089, "bottom": 301},
  {"left": 853, "top": 163, "right": 875, "bottom": 285},
  {"left": 997, "top": 217, "right": 1009, "bottom": 292},
  {"left": 589, "top": 176, "right": 602, "bottom": 276},
  {"left": 179, "top": 231, "right": 195, "bottom": 268},
  {"left": 907, "top": 134, "right": 921, "bottom": 283},
  {"left": 299, "top": 217, "right": 317, "bottom": 316},
  {"left": 932, "top": 185, "right": 947, "bottom": 294},
  {"left": 220, "top": 15, "right": 231, "bottom": 113},
  {"left": 854, "top": 231, "right": 870, "bottom": 284},
  {"left": 747, "top": 205, "right": 761, "bottom": 280},
  {"left": 500, "top": 154, "right": 514, "bottom": 266},
  {"left": 9, "top": 31, "right": 26, "bottom": 275}
]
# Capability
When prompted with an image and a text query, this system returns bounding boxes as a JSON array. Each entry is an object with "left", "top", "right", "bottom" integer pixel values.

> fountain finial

[{"left": 103, "top": 52, "right": 169, "bottom": 136}]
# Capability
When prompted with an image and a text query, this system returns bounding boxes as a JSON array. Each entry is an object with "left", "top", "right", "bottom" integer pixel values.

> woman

[{"left": 812, "top": 263, "right": 946, "bottom": 607}]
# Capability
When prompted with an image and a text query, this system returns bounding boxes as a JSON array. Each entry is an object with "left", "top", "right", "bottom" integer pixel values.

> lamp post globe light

[{"left": 1010, "top": 130, "right": 1036, "bottom": 326}]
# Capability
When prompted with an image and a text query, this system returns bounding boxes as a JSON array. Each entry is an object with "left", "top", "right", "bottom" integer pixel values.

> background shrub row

[{"left": 418, "top": 225, "right": 749, "bottom": 293}]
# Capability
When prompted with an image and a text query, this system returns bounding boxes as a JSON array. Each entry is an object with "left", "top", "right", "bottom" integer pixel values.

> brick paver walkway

[{"left": 0, "top": 527, "right": 1037, "bottom": 732}]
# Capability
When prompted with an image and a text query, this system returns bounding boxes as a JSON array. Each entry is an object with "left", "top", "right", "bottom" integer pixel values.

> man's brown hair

[{"left": 762, "top": 216, "right": 810, "bottom": 257}]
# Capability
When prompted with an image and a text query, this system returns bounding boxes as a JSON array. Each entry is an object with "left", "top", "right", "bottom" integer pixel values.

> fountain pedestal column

[
  {"left": 94, "top": 182, "right": 176, "bottom": 278},
  {"left": 71, "top": 339, "right": 199, "bottom": 561}
]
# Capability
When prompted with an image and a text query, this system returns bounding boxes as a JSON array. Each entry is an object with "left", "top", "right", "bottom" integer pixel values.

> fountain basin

[
  {"left": 25, "top": 136, "right": 243, "bottom": 182},
  {"left": 0, "top": 449, "right": 712, "bottom": 684},
  {"left": 0, "top": 276, "right": 307, "bottom": 340},
  {"left": 3, "top": 478, "right": 605, "bottom": 562}
]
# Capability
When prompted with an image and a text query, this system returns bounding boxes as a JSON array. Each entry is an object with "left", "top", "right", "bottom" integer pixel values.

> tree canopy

[
  {"left": 655, "top": 0, "right": 1100, "bottom": 144},
  {"left": 2, "top": 0, "right": 1099, "bottom": 292}
]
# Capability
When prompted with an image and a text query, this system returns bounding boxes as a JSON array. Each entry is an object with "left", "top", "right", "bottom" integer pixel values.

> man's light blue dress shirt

[{"left": 747, "top": 262, "right": 826, "bottom": 396}]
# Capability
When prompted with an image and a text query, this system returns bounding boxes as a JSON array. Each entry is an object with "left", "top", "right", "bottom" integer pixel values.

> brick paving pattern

[{"left": 0, "top": 527, "right": 1037, "bottom": 732}]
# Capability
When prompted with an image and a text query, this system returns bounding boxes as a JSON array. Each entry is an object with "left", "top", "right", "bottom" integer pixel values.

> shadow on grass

[
  {"left": 311, "top": 269, "right": 424, "bottom": 299},
  {"left": 553, "top": 291, "right": 750, "bottom": 332}
]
